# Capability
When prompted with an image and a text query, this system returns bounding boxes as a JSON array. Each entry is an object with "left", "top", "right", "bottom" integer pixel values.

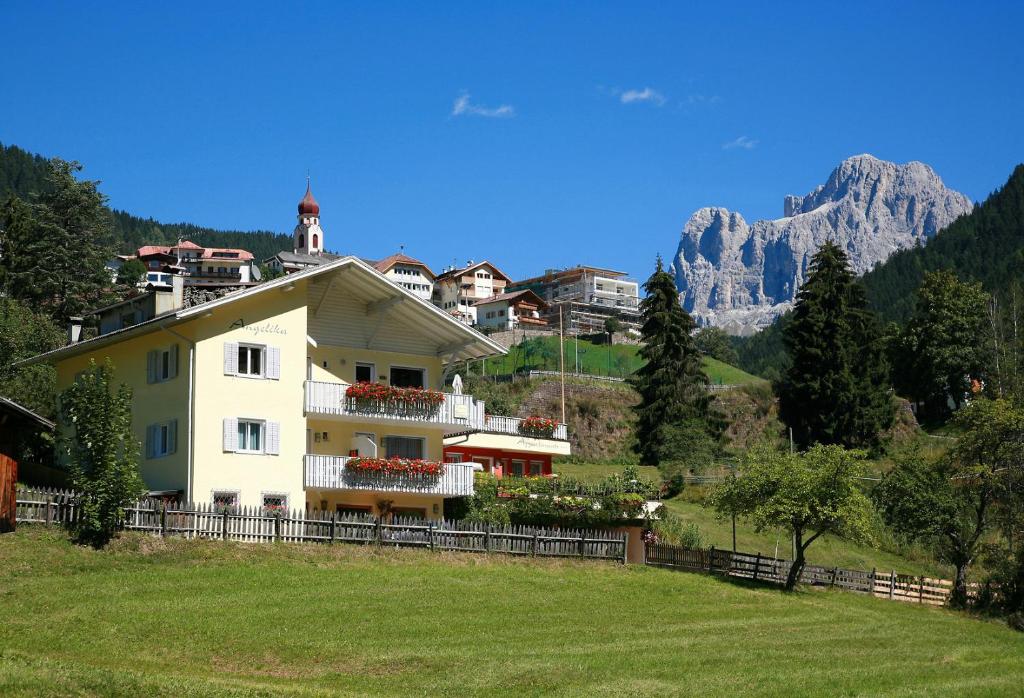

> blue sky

[{"left": 2, "top": 2, "right": 1022, "bottom": 279}]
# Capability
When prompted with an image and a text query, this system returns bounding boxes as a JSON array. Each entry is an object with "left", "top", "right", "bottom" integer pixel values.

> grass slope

[
  {"left": 3, "top": 528, "right": 1022, "bottom": 697},
  {"left": 662, "top": 497, "right": 947, "bottom": 578},
  {"left": 485, "top": 336, "right": 764, "bottom": 385}
]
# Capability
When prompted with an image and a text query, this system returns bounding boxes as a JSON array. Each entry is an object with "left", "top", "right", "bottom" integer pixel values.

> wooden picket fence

[
  {"left": 645, "top": 543, "right": 961, "bottom": 606},
  {"left": 14, "top": 486, "right": 627, "bottom": 562}
]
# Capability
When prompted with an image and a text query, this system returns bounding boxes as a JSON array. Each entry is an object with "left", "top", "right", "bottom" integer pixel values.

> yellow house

[{"left": 24, "top": 257, "right": 506, "bottom": 520}]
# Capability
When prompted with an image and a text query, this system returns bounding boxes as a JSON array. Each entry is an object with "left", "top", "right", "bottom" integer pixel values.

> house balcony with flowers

[
  {"left": 303, "top": 454, "right": 476, "bottom": 496},
  {"left": 304, "top": 380, "right": 486, "bottom": 432}
]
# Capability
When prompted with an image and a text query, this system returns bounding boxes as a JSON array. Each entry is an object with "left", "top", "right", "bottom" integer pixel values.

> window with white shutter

[
  {"left": 266, "top": 346, "right": 281, "bottom": 380},
  {"left": 145, "top": 420, "right": 177, "bottom": 459},
  {"left": 265, "top": 421, "right": 280, "bottom": 455},
  {"left": 148, "top": 345, "right": 179, "bottom": 383},
  {"left": 147, "top": 351, "right": 158, "bottom": 384},
  {"left": 224, "top": 342, "right": 239, "bottom": 375},
  {"left": 223, "top": 417, "right": 238, "bottom": 451}
]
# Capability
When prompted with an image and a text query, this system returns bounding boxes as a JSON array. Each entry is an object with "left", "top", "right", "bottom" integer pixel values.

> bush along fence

[
  {"left": 645, "top": 542, "right": 967, "bottom": 607},
  {"left": 14, "top": 486, "right": 627, "bottom": 562}
]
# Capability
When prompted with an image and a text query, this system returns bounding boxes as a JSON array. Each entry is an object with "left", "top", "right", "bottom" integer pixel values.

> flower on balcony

[
  {"left": 518, "top": 415, "right": 558, "bottom": 438},
  {"left": 346, "top": 457, "right": 446, "bottom": 477},
  {"left": 344, "top": 382, "right": 446, "bottom": 415}
]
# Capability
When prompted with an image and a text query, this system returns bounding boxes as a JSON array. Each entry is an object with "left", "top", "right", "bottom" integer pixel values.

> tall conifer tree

[
  {"left": 631, "top": 256, "right": 714, "bottom": 466},
  {"left": 779, "top": 241, "right": 893, "bottom": 450}
]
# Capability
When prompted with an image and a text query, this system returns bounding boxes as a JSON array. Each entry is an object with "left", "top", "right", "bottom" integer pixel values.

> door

[{"left": 471, "top": 456, "right": 493, "bottom": 473}]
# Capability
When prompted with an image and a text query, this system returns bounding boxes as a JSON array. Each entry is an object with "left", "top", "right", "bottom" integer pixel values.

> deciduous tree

[
  {"left": 59, "top": 360, "right": 144, "bottom": 547},
  {"left": 710, "top": 444, "right": 874, "bottom": 590}
]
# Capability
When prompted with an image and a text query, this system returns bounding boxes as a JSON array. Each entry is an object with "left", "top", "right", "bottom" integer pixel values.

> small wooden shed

[{"left": 0, "top": 396, "right": 56, "bottom": 533}]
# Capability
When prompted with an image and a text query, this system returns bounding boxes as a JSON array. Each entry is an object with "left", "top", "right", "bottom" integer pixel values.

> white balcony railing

[
  {"left": 483, "top": 415, "right": 569, "bottom": 441},
  {"left": 304, "top": 380, "right": 485, "bottom": 431},
  {"left": 303, "top": 454, "right": 475, "bottom": 496}
]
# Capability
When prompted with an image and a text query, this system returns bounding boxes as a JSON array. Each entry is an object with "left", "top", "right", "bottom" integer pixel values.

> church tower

[{"left": 294, "top": 179, "right": 324, "bottom": 255}]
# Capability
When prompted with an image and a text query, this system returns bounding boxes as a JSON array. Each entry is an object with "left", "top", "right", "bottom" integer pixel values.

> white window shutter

[
  {"left": 168, "top": 419, "right": 178, "bottom": 455},
  {"left": 266, "top": 346, "right": 281, "bottom": 380},
  {"left": 147, "top": 351, "right": 158, "bottom": 384},
  {"left": 169, "top": 344, "right": 179, "bottom": 379},
  {"left": 223, "top": 418, "right": 238, "bottom": 452},
  {"left": 224, "top": 342, "right": 238, "bottom": 375},
  {"left": 265, "top": 421, "right": 280, "bottom": 455}
]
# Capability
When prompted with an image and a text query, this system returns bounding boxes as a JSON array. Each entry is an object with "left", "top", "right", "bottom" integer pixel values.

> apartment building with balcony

[
  {"left": 22, "top": 257, "right": 506, "bottom": 520},
  {"left": 135, "top": 240, "right": 258, "bottom": 288},
  {"left": 432, "top": 260, "right": 511, "bottom": 325},
  {"left": 507, "top": 265, "right": 641, "bottom": 334}
]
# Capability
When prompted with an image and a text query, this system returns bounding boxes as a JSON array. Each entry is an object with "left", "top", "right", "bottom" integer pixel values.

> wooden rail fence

[
  {"left": 645, "top": 543, "right": 961, "bottom": 606},
  {"left": 14, "top": 486, "right": 627, "bottom": 562}
]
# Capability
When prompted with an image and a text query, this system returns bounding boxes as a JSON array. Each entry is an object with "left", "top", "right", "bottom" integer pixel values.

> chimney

[
  {"left": 171, "top": 274, "right": 185, "bottom": 311},
  {"left": 68, "top": 316, "right": 83, "bottom": 344}
]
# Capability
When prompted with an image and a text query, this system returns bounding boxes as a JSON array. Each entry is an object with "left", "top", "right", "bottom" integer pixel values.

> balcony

[
  {"left": 304, "top": 454, "right": 475, "bottom": 496},
  {"left": 484, "top": 415, "right": 568, "bottom": 441},
  {"left": 304, "top": 380, "right": 485, "bottom": 431}
]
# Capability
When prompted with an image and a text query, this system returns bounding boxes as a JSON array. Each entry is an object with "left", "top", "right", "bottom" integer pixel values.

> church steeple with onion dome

[{"left": 294, "top": 177, "right": 324, "bottom": 255}]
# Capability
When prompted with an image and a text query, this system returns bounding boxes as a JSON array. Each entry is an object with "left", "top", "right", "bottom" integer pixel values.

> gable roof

[
  {"left": 373, "top": 253, "right": 436, "bottom": 278},
  {"left": 472, "top": 289, "right": 547, "bottom": 309},
  {"left": 0, "top": 396, "right": 55, "bottom": 430},
  {"left": 264, "top": 250, "right": 342, "bottom": 266},
  {"left": 201, "top": 247, "right": 254, "bottom": 261},
  {"left": 435, "top": 260, "right": 511, "bottom": 283},
  {"left": 19, "top": 256, "right": 506, "bottom": 367}
]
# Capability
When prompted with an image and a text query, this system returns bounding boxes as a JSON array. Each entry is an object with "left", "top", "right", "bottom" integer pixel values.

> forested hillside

[
  {"left": 861, "top": 164, "right": 1024, "bottom": 324},
  {"left": 0, "top": 142, "right": 293, "bottom": 260}
]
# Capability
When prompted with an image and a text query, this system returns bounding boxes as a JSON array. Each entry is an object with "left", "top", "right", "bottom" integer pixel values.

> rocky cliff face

[{"left": 671, "top": 155, "right": 973, "bottom": 335}]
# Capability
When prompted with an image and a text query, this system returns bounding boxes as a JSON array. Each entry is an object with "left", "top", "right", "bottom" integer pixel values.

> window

[
  {"left": 355, "top": 363, "right": 375, "bottom": 383},
  {"left": 446, "top": 453, "right": 463, "bottom": 463},
  {"left": 212, "top": 491, "right": 239, "bottom": 512},
  {"left": 384, "top": 436, "right": 425, "bottom": 459},
  {"left": 390, "top": 366, "right": 425, "bottom": 388},
  {"left": 262, "top": 493, "right": 288, "bottom": 513},
  {"left": 237, "top": 420, "right": 263, "bottom": 453},
  {"left": 529, "top": 461, "right": 544, "bottom": 476},
  {"left": 238, "top": 345, "right": 263, "bottom": 376},
  {"left": 147, "top": 345, "right": 178, "bottom": 383},
  {"left": 511, "top": 460, "right": 526, "bottom": 477},
  {"left": 312, "top": 233, "right": 319, "bottom": 248},
  {"left": 145, "top": 420, "right": 177, "bottom": 459}
]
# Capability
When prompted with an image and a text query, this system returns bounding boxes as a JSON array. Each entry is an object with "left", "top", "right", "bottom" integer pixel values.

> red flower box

[
  {"left": 345, "top": 457, "right": 445, "bottom": 478},
  {"left": 519, "top": 415, "right": 558, "bottom": 438},
  {"left": 344, "top": 382, "right": 446, "bottom": 416}
]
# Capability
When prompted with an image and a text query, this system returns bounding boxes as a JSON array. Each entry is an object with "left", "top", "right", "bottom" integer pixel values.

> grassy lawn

[
  {"left": 481, "top": 336, "right": 764, "bottom": 385},
  {"left": 662, "top": 497, "right": 949, "bottom": 579},
  {"left": 2, "top": 528, "right": 1023, "bottom": 697},
  {"left": 553, "top": 462, "right": 661, "bottom": 484}
]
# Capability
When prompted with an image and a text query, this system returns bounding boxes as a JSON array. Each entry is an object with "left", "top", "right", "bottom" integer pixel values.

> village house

[
  {"left": 473, "top": 289, "right": 548, "bottom": 332},
  {"left": 136, "top": 240, "right": 258, "bottom": 287},
  {"left": 372, "top": 253, "right": 435, "bottom": 302},
  {"left": 507, "top": 265, "right": 641, "bottom": 334},
  {"left": 432, "top": 260, "right": 511, "bottom": 325},
  {"left": 443, "top": 414, "right": 570, "bottom": 478},
  {"left": 22, "top": 253, "right": 515, "bottom": 519}
]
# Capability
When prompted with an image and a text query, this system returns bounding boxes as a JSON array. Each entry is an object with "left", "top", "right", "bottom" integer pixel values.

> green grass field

[
  {"left": 481, "top": 336, "right": 764, "bottom": 385},
  {"left": 2, "top": 528, "right": 1022, "bottom": 697},
  {"left": 661, "top": 497, "right": 948, "bottom": 578}
]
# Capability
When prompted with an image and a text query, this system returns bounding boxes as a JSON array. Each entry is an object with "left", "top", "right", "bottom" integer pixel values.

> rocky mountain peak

[{"left": 671, "top": 155, "right": 973, "bottom": 335}]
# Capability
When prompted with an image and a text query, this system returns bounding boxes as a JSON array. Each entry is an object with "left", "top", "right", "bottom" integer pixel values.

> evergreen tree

[
  {"left": 0, "top": 159, "right": 115, "bottom": 326},
  {"left": 631, "top": 256, "right": 716, "bottom": 468},
  {"left": 778, "top": 241, "right": 893, "bottom": 450}
]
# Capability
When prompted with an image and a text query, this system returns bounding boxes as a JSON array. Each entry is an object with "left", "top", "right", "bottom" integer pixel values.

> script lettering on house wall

[{"left": 228, "top": 319, "right": 288, "bottom": 336}]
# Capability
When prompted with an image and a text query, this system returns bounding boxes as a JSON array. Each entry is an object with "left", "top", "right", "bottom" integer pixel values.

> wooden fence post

[
  {"left": 830, "top": 566, "right": 838, "bottom": 588},
  {"left": 330, "top": 514, "right": 336, "bottom": 544},
  {"left": 621, "top": 533, "right": 627, "bottom": 565},
  {"left": 708, "top": 546, "right": 716, "bottom": 574},
  {"left": 160, "top": 501, "right": 167, "bottom": 537},
  {"left": 485, "top": 524, "right": 492, "bottom": 553},
  {"left": 889, "top": 570, "right": 896, "bottom": 600},
  {"left": 532, "top": 531, "right": 539, "bottom": 557},
  {"left": 45, "top": 496, "right": 52, "bottom": 525},
  {"left": 222, "top": 509, "right": 229, "bottom": 541},
  {"left": 375, "top": 516, "right": 383, "bottom": 546},
  {"left": 869, "top": 567, "right": 876, "bottom": 595},
  {"left": 753, "top": 553, "right": 761, "bottom": 582},
  {"left": 429, "top": 521, "right": 435, "bottom": 551},
  {"left": 579, "top": 533, "right": 586, "bottom": 559},
  {"left": 274, "top": 513, "right": 281, "bottom": 542},
  {"left": 919, "top": 576, "right": 924, "bottom": 604}
]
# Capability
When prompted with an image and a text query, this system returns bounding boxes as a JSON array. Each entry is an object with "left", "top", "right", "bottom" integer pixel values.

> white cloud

[
  {"left": 619, "top": 87, "right": 666, "bottom": 106},
  {"left": 451, "top": 92, "right": 515, "bottom": 118},
  {"left": 723, "top": 135, "right": 758, "bottom": 150}
]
